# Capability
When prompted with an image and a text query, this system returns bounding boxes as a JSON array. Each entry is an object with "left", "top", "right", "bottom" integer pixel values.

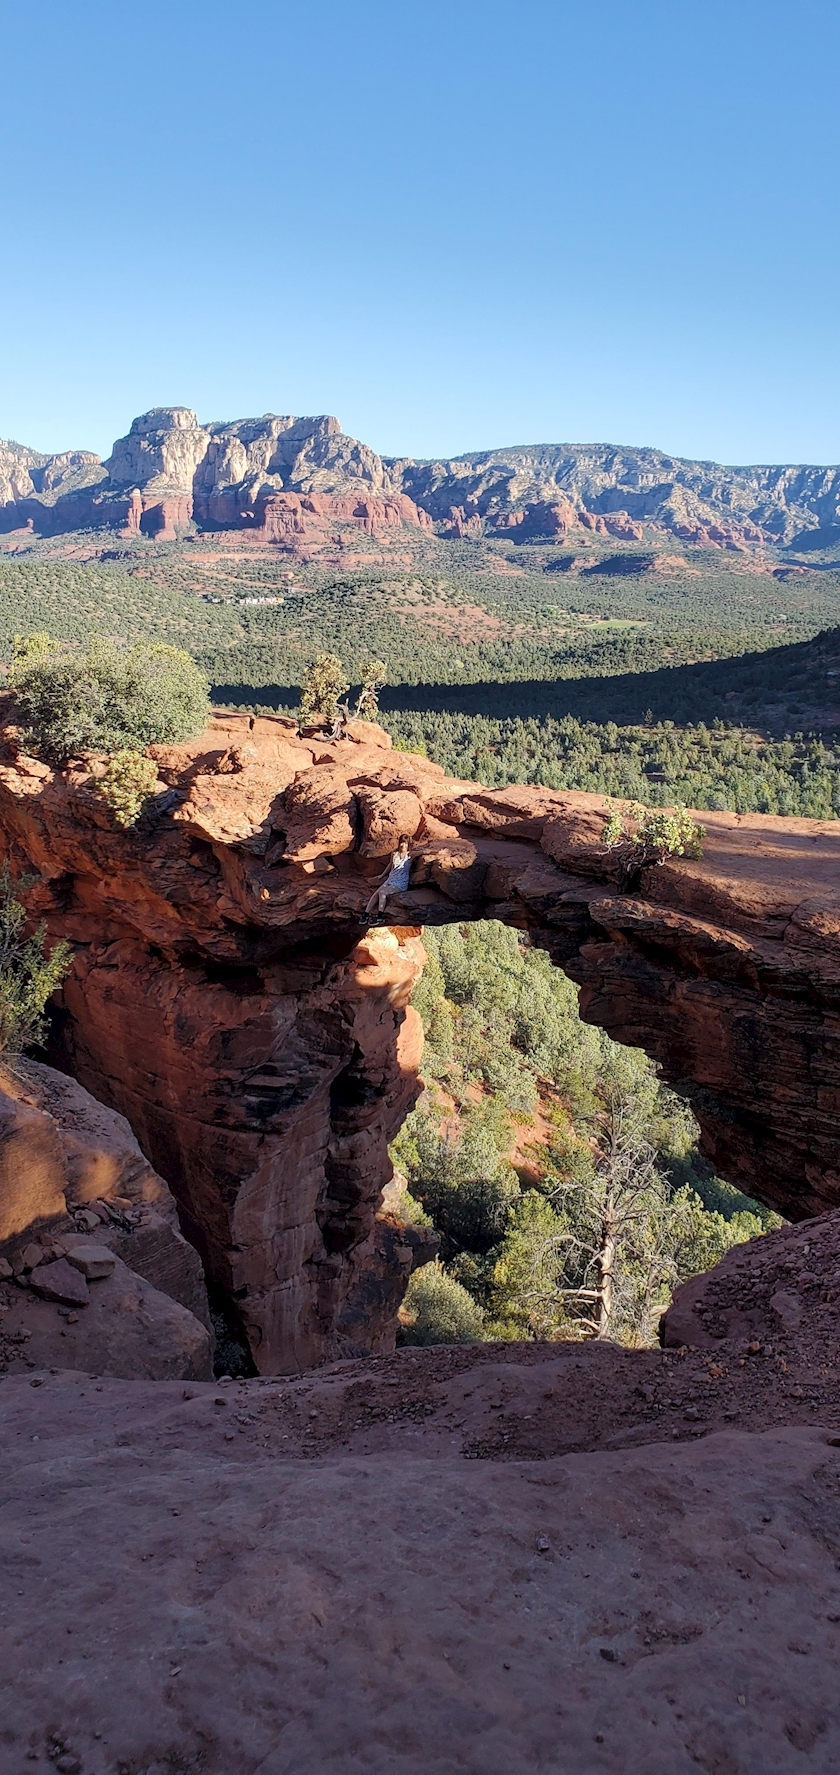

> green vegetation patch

[
  {"left": 394, "top": 923, "right": 780, "bottom": 1348},
  {"left": 5, "top": 548, "right": 840, "bottom": 700},
  {"left": 0, "top": 866, "right": 72, "bottom": 1057},
  {"left": 9, "top": 633, "right": 210, "bottom": 764},
  {"left": 381, "top": 711, "right": 840, "bottom": 819}
]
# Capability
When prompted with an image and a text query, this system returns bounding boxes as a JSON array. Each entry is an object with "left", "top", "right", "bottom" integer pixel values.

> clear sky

[{"left": 1, "top": 0, "right": 838, "bottom": 466}]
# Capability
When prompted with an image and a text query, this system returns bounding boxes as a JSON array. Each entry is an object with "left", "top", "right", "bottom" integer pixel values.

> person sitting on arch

[{"left": 364, "top": 834, "right": 414, "bottom": 920}]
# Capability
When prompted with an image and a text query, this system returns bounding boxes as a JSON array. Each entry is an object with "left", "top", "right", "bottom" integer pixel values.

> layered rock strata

[
  {"left": 5, "top": 407, "right": 840, "bottom": 544},
  {"left": 1, "top": 707, "right": 840, "bottom": 1369},
  {"left": 0, "top": 409, "right": 433, "bottom": 540},
  {"left": 392, "top": 443, "right": 840, "bottom": 546}
]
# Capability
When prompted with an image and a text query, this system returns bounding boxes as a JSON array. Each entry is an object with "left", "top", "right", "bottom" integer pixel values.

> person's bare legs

[{"left": 364, "top": 886, "right": 391, "bottom": 918}]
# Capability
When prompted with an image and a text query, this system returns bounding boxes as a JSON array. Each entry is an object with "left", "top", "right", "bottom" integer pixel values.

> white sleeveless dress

[{"left": 383, "top": 852, "right": 412, "bottom": 892}]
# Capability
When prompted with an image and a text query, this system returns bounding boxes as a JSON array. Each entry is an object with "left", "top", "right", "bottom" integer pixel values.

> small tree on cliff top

[
  {"left": 355, "top": 657, "right": 387, "bottom": 721},
  {"left": 9, "top": 633, "right": 210, "bottom": 764},
  {"left": 603, "top": 800, "right": 705, "bottom": 892},
  {"left": 0, "top": 866, "right": 72, "bottom": 1056},
  {"left": 97, "top": 750, "right": 160, "bottom": 829},
  {"left": 298, "top": 653, "right": 349, "bottom": 732},
  {"left": 297, "top": 653, "right": 388, "bottom": 732}
]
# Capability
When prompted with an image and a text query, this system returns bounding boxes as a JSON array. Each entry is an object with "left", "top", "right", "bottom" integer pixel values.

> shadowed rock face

[
  {"left": 1, "top": 706, "right": 839, "bottom": 1370},
  {"left": 0, "top": 1057, "right": 213, "bottom": 1379}
]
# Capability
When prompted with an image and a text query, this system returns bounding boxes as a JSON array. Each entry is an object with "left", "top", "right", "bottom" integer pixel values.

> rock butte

[
  {"left": 1, "top": 704, "right": 840, "bottom": 1372},
  {"left": 4, "top": 406, "right": 840, "bottom": 546}
]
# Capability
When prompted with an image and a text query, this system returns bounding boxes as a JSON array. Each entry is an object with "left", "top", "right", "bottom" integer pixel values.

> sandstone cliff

[
  {"left": 1, "top": 706, "right": 839, "bottom": 1371},
  {"left": 392, "top": 442, "right": 840, "bottom": 547},
  {"left": 0, "top": 408, "right": 431, "bottom": 541},
  {"left": 4, "top": 407, "right": 840, "bottom": 546}
]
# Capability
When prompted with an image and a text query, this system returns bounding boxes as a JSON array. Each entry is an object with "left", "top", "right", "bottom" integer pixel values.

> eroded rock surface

[
  {"left": 0, "top": 408, "right": 435, "bottom": 540},
  {"left": 0, "top": 1059, "right": 213, "bottom": 1379},
  {"left": 1, "top": 1351, "right": 840, "bottom": 1774},
  {"left": 0, "top": 1254, "right": 212, "bottom": 1381},
  {"left": 661, "top": 1207, "right": 840, "bottom": 1353},
  {"left": 2, "top": 707, "right": 840, "bottom": 1369}
]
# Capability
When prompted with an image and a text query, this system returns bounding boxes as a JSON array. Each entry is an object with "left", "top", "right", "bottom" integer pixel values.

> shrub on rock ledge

[
  {"left": 398, "top": 1259, "right": 485, "bottom": 1345},
  {"left": 9, "top": 633, "right": 210, "bottom": 764},
  {"left": 603, "top": 799, "right": 705, "bottom": 891},
  {"left": 97, "top": 751, "right": 160, "bottom": 829}
]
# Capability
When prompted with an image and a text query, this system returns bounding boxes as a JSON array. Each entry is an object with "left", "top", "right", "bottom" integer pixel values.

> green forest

[
  {"left": 4, "top": 546, "right": 840, "bottom": 708},
  {"left": 391, "top": 922, "right": 779, "bottom": 1348},
  {"left": 382, "top": 712, "right": 840, "bottom": 818}
]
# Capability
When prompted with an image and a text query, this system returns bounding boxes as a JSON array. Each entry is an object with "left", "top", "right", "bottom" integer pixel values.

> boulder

[
  {"left": 2, "top": 1252, "right": 212, "bottom": 1379},
  {"left": 0, "top": 1059, "right": 213, "bottom": 1378},
  {"left": 279, "top": 768, "right": 358, "bottom": 861},
  {"left": 356, "top": 786, "right": 423, "bottom": 857},
  {"left": 63, "top": 1238, "right": 117, "bottom": 1280},
  {"left": 660, "top": 1211, "right": 840, "bottom": 1351},
  {"left": 29, "top": 1258, "right": 89, "bottom": 1308}
]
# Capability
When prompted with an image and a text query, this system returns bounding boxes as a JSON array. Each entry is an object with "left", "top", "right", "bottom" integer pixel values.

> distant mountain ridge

[
  {"left": 391, "top": 442, "right": 840, "bottom": 549},
  {"left": 2, "top": 405, "right": 839, "bottom": 549}
]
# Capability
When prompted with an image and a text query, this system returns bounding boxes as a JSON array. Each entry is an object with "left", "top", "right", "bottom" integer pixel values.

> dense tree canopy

[
  {"left": 381, "top": 711, "right": 840, "bottom": 818},
  {"left": 395, "top": 923, "right": 778, "bottom": 1347}
]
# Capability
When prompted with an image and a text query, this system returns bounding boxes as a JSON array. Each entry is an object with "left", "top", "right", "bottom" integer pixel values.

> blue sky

[{"left": 1, "top": 0, "right": 838, "bottom": 466}]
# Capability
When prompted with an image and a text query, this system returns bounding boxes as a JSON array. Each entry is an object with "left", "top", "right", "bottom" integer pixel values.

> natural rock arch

[{"left": 2, "top": 706, "right": 840, "bottom": 1371}]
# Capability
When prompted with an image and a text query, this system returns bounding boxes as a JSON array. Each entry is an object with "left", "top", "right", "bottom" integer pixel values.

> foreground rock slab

[
  {"left": 1, "top": 1359, "right": 839, "bottom": 1775},
  {"left": 0, "top": 1255, "right": 212, "bottom": 1381},
  {"left": 28, "top": 1255, "right": 90, "bottom": 1306}
]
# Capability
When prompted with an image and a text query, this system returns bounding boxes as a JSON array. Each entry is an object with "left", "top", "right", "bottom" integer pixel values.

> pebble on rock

[
  {"left": 63, "top": 1239, "right": 117, "bottom": 1280},
  {"left": 74, "top": 1208, "right": 102, "bottom": 1231}
]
